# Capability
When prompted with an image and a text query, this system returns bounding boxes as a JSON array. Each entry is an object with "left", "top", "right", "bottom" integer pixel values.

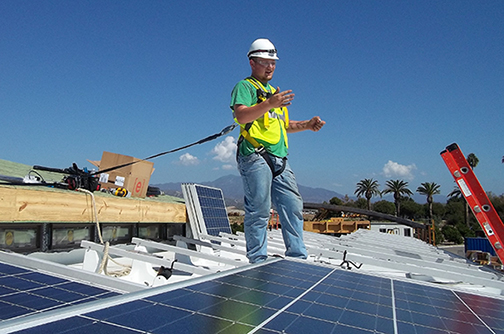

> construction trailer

[{"left": 370, "top": 221, "right": 414, "bottom": 237}]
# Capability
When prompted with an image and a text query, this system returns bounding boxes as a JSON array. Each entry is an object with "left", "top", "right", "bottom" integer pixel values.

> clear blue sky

[{"left": 2, "top": 1, "right": 503, "bottom": 201}]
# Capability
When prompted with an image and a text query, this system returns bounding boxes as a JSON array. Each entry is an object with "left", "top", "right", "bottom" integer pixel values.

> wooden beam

[{"left": 0, "top": 185, "right": 186, "bottom": 223}]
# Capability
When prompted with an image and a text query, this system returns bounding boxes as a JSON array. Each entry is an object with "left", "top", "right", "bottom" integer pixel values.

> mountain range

[
  {"left": 153, "top": 174, "right": 447, "bottom": 207},
  {"left": 152, "top": 174, "right": 345, "bottom": 208}
]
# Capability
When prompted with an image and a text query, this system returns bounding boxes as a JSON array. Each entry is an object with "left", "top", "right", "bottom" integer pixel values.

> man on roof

[{"left": 230, "top": 38, "right": 326, "bottom": 263}]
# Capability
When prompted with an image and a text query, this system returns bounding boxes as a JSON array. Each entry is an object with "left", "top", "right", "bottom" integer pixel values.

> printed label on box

[{"left": 115, "top": 176, "right": 125, "bottom": 187}]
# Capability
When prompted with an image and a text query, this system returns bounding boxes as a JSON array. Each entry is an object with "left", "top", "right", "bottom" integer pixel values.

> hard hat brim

[{"left": 247, "top": 50, "right": 279, "bottom": 60}]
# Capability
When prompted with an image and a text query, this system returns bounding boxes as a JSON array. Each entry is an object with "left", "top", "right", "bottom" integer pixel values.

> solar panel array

[
  {"left": 5, "top": 259, "right": 504, "bottom": 333},
  {"left": 182, "top": 183, "right": 232, "bottom": 238}
]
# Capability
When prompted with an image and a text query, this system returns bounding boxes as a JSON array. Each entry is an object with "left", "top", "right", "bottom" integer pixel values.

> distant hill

[{"left": 153, "top": 174, "right": 345, "bottom": 208}]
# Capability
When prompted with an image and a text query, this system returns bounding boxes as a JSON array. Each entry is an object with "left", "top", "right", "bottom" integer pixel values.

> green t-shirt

[{"left": 230, "top": 78, "right": 288, "bottom": 157}]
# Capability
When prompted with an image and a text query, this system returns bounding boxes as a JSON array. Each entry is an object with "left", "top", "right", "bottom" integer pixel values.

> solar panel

[
  {"left": 459, "top": 291, "right": 504, "bottom": 331},
  {"left": 0, "top": 262, "right": 118, "bottom": 324},
  {"left": 5, "top": 259, "right": 504, "bottom": 333},
  {"left": 182, "top": 183, "right": 232, "bottom": 239}
]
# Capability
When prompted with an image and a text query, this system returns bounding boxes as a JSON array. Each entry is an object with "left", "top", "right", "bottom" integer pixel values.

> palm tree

[
  {"left": 467, "top": 153, "right": 479, "bottom": 169},
  {"left": 354, "top": 179, "right": 381, "bottom": 211},
  {"left": 417, "top": 182, "right": 441, "bottom": 245},
  {"left": 447, "top": 186, "right": 461, "bottom": 199},
  {"left": 382, "top": 180, "right": 413, "bottom": 216},
  {"left": 416, "top": 182, "right": 441, "bottom": 221}
]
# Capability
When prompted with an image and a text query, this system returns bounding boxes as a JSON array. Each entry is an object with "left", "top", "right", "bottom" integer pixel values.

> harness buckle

[{"left": 254, "top": 146, "right": 266, "bottom": 154}]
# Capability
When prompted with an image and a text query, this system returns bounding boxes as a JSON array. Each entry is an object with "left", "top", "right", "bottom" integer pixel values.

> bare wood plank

[{"left": 0, "top": 186, "right": 186, "bottom": 223}]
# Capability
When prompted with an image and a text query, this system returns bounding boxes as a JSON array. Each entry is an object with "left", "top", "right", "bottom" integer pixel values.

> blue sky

[{"left": 1, "top": 1, "right": 503, "bottom": 201}]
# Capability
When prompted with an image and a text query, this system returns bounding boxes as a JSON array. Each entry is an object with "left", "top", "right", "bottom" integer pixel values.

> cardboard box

[{"left": 95, "top": 152, "right": 154, "bottom": 198}]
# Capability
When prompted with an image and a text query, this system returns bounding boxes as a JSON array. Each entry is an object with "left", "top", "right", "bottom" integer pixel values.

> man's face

[{"left": 250, "top": 58, "right": 276, "bottom": 82}]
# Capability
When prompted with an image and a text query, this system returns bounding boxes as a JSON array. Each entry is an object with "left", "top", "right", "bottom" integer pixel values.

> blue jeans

[{"left": 237, "top": 152, "right": 308, "bottom": 263}]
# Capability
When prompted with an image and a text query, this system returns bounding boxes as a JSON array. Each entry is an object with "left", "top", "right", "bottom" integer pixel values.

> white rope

[
  {"left": 77, "top": 188, "right": 131, "bottom": 277},
  {"left": 97, "top": 241, "right": 109, "bottom": 274},
  {"left": 76, "top": 188, "right": 103, "bottom": 243}
]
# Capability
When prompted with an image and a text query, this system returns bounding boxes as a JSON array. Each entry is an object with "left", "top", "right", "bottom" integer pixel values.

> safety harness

[{"left": 236, "top": 77, "right": 289, "bottom": 178}]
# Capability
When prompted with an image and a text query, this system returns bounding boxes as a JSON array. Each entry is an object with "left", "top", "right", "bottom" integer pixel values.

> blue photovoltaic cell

[
  {"left": 0, "top": 262, "right": 118, "bottom": 323},
  {"left": 8, "top": 260, "right": 504, "bottom": 333}
]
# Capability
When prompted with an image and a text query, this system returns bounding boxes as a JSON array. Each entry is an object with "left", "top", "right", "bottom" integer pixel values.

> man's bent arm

[
  {"left": 234, "top": 88, "right": 294, "bottom": 124},
  {"left": 233, "top": 102, "right": 274, "bottom": 124},
  {"left": 287, "top": 116, "right": 325, "bottom": 133}
]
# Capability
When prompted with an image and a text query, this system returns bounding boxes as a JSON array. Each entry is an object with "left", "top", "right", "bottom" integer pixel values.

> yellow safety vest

[{"left": 233, "top": 77, "right": 289, "bottom": 149}]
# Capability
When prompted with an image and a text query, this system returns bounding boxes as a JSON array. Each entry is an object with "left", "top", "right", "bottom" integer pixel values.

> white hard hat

[{"left": 247, "top": 38, "right": 279, "bottom": 60}]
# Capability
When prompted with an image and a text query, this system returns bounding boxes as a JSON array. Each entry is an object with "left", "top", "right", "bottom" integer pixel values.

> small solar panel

[
  {"left": 182, "top": 183, "right": 232, "bottom": 239},
  {"left": 9, "top": 259, "right": 504, "bottom": 333}
]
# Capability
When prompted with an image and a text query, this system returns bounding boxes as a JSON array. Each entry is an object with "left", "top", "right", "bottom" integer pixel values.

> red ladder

[{"left": 441, "top": 143, "right": 504, "bottom": 264}]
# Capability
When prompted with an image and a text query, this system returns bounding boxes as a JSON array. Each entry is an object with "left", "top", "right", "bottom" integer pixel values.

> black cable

[
  {"left": 0, "top": 123, "right": 237, "bottom": 191},
  {"left": 27, "top": 170, "right": 45, "bottom": 183},
  {"left": 93, "top": 123, "right": 237, "bottom": 175}
]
